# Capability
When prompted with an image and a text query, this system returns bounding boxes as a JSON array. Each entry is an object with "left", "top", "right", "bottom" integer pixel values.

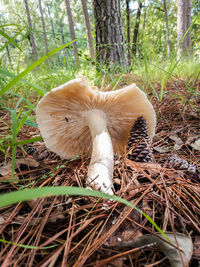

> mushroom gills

[{"left": 127, "top": 117, "right": 153, "bottom": 163}]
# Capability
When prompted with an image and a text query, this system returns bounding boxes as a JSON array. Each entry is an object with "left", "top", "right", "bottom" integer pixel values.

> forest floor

[{"left": 0, "top": 76, "right": 200, "bottom": 266}]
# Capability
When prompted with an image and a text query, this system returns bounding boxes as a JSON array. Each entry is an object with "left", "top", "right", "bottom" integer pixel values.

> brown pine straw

[{"left": 88, "top": 242, "right": 157, "bottom": 267}]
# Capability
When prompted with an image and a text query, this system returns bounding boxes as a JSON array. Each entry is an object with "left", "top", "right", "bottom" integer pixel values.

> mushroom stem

[{"left": 86, "top": 109, "right": 114, "bottom": 195}]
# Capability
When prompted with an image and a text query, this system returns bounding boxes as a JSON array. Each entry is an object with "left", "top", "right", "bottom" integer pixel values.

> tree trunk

[
  {"left": 24, "top": 0, "right": 38, "bottom": 60},
  {"left": 47, "top": 4, "right": 60, "bottom": 64},
  {"left": 126, "top": 0, "right": 131, "bottom": 66},
  {"left": 47, "top": 4, "right": 56, "bottom": 38},
  {"left": 177, "top": 0, "right": 186, "bottom": 59},
  {"left": 132, "top": 1, "right": 142, "bottom": 55},
  {"left": 163, "top": 0, "right": 170, "bottom": 58},
  {"left": 64, "top": 0, "right": 79, "bottom": 66},
  {"left": 93, "top": 0, "right": 127, "bottom": 67},
  {"left": 186, "top": 0, "right": 192, "bottom": 53},
  {"left": 38, "top": 0, "right": 49, "bottom": 55},
  {"left": 60, "top": 19, "right": 68, "bottom": 64},
  {"left": 177, "top": 0, "right": 192, "bottom": 59},
  {"left": 81, "top": 0, "right": 95, "bottom": 58}
]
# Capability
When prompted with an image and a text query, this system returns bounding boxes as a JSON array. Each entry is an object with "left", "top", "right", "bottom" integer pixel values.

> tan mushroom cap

[{"left": 36, "top": 77, "right": 156, "bottom": 159}]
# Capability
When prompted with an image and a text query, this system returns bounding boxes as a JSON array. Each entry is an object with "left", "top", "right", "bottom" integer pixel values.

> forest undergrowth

[{"left": 0, "top": 69, "right": 200, "bottom": 266}]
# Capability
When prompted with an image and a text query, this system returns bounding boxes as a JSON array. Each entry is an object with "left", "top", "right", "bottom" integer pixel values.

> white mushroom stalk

[{"left": 86, "top": 109, "right": 114, "bottom": 195}]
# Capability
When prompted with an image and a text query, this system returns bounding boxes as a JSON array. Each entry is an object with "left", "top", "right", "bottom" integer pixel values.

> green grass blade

[
  {"left": 0, "top": 40, "right": 76, "bottom": 96},
  {"left": 0, "top": 117, "right": 10, "bottom": 128},
  {"left": 0, "top": 29, "right": 23, "bottom": 52},
  {"left": 160, "top": 58, "right": 181, "bottom": 101},
  {"left": 14, "top": 93, "right": 36, "bottom": 110},
  {"left": 0, "top": 146, "right": 9, "bottom": 157},
  {"left": 24, "top": 120, "right": 38, "bottom": 128},
  {"left": 0, "top": 24, "right": 20, "bottom": 28},
  {"left": 11, "top": 110, "right": 17, "bottom": 181},
  {"left": 0, "top": 238, "right": 58, "bottom": 250},
  {"left": 111, "top": 73, "right": 124, "bottom": 91},
  {"left": 3, "top": 136, "right": 43, "bottom": 147},
  {"left": 177, "top": 18, "right": 197, "bottom": 52},
  {"left": 15, "top": 136, "right": 42, "bottom": 145},
  {"left": 0, "top": 186, "right": 170, "bottom": 241},
  {"left": 0, "top": 68, "right": 46, "bottom": 96},
  {"left": 17, "top": 108, "right": 34, "bottom": 134},
  {"left": 0, "top": 135, "right": 12, "bottom": 144}
]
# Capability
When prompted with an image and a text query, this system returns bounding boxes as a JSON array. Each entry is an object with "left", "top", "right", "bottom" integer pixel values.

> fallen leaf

[
  {"left": 0, "top": 162, "right": 13, "bottom": 176},
  {"left": 0, "top": 162, "right": 19, "bottom": 182},
  {"left": 191, "top": 139, "right": 200, "bottom": 151},
  {"left": 169, "top": 134, "right": 184, "bottom": 145},
  {"left": 0, "top": 157, "right": 39, "bottom": 182},
  {"left": 153, "top": 146, "right": 170, "bottom": 153},
  {"left": 134, "top": 232, "right": 193, "bottom": 267},
  {"left": 169, "top": 134, "right": 184, "bottom": 151},
  {"left": 185, "top": 134, "right": 199, "bottom": 145},
  {"left": 108, "top": 232, "right": 193, "bottom": 267},
  {"left": 16, "top": 157, "right": 39, "bottom": 168},
  {"left": 173, "top": 144, "right": 183, "bottom": 151},
  {"left": 0, "top": 215, "right": 6, "bottom": 225}
]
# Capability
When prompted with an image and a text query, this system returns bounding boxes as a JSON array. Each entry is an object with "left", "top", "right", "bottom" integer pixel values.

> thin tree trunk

[
  {"left": 126, "top": 0, "right": 131, "bottom": 65},
  {"left": 163, "top": 0, "right": 170, "bottom": 58},
  {"left": 47, "top": 4, "right": 60, "bottom": 64},
  {"left": 38, "top": 0, "right": 49, "bottom": 55},
  {"left": 186, "top": 0, "right": 192, "bottom": 54},
  {"left": 64, "top": 0, "right": 79, "bottom": 66},
  {"left": 24, "top": 0, "right": 38, "bottom": 60},
  {"left": 177, "top": 0, "right": 186, "bottom": 59},
  {"left": 93, "top": 0, "right": 127, "bottom": 67},
  {"left": 81, "top": 0, "right": 95, "bottom": 59},
  {"left": 47, "top": 4, "right": 56, "bottom": 38},
  {"left": 132, "top": 1, "right": 142, "bottom": 55},
  {"left": 60, "top": 19, "right": 68, "bottom": 64}
]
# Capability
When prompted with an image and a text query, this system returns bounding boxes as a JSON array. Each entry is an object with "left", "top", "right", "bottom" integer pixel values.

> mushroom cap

[{"left": 36, "top": 77, "right": 156, "bottom": 159}]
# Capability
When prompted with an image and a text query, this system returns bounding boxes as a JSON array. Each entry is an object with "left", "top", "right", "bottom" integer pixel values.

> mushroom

[{"left": 36, "top": 76, "right": 156, "bottom": 195}]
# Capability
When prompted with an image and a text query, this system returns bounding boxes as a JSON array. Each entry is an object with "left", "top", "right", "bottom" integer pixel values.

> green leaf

[
  {"left": 0, "top": 40, "right": 76, "bottom": 96},
  {"left": 11, "top": 110, "right": 17, "bottom": 181},
  {"left": 0, "top": 186, "right": 169, "bottom": 241},
  {"left": 24, "top": 120, "right": 38, "bottom": 128}
]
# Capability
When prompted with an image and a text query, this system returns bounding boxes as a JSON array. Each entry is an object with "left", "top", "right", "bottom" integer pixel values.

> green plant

[
  {"left": 0, "top": 100, "right": 41, "bottom": 180},
  {"left": 0, "top": 41, "right": 76, "bottom": 96}
]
